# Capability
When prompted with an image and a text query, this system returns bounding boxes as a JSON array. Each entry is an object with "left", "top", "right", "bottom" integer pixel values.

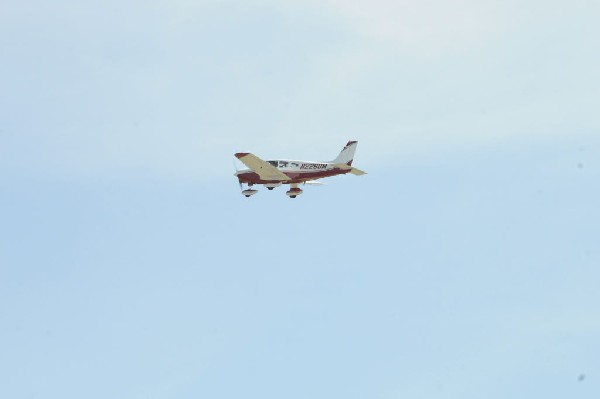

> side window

[{"left": 279, "top": 161, "right": 289, "bottom": 168}]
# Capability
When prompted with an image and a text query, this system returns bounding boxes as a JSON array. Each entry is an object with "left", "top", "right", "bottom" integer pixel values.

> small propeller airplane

[{"left": 234, "top": 140, "right": 366, "bottom": 198}]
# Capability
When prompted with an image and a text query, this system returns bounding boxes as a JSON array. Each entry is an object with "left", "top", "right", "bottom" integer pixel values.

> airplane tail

[{"left": 331, "top": 140, "right": 358, "bottom": 165}]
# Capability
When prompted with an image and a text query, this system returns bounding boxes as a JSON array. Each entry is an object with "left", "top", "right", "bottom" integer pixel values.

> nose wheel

[{"left": 240, "top": 182, "right": 258, "bottom": 197}]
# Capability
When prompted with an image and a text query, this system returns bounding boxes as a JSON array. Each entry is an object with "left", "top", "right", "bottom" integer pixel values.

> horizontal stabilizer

[{"left": 334, "top": 163, "right": 366, "bottom": 176}]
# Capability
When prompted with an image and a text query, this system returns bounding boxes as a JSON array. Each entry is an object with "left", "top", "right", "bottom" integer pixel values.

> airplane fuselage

[{"left": 235, "top": 160, "right": 351, "bottom": 185}]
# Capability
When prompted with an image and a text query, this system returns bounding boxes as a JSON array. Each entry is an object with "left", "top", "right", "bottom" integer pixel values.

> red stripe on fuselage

[{"left": 236, "top": 169, "right": 350, "bottom": 184}]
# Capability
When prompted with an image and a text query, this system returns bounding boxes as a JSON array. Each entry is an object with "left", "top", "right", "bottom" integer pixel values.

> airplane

[{"left": 234, "top": 140, "right": 366, "bottom": 198}]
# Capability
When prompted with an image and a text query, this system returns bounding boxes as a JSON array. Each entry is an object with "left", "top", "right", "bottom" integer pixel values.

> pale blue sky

[{"left": 1, "top": 1, "right": 599, "bottom": 398}]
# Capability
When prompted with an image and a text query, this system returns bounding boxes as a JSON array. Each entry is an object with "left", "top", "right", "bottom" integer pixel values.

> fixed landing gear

[
  {"left": 265, "top": 183, "right": 281, "bottom": 191},
  {"left": 239, "top": 182, "right": 304, "bottom": 198},
  {"left": 242, "top": 189, "right": 258, "bottom": 197},
  {"left": 240, "top": 182, "right": 258, "bottom": 198},
  {"left": 286, "top": 184, "right": 303, "bottom": 199}
]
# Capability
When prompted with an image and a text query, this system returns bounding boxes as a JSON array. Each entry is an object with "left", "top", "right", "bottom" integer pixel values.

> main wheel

[
  {"left": 290, "top": 195, "right": 296, "bottom": 198},
  {"left": 245, "top": 195, "right": 251, "bottom": 197},
  {"left": 268, "top": 187, "right": 274, "bottom": 190}
]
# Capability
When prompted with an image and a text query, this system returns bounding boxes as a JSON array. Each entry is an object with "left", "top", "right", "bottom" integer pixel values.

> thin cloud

[
  {"left": 319, "top": 0, "right": 510, "bottom": 56},
  {"left": 2, "top": 0, "right": 599, "bottom": 181}
]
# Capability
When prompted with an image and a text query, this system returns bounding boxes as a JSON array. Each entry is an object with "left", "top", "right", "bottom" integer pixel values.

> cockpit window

[{"left": 268, "top": 161, "right": 278, "bottom": 167}]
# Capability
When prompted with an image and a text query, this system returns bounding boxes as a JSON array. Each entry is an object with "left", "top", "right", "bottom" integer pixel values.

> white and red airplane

[{"left": 234, "top": 140, "right": 366, "bottom": 198}]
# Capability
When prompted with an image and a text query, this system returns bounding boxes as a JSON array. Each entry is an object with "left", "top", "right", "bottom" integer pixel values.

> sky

[{"left": 1, "top": 1, "right": 599, "bottom": 398}]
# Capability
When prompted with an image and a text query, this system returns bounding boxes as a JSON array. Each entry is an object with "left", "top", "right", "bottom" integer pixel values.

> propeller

[{"left": 233, "top": 159, "right": 243, "bottom": 190}]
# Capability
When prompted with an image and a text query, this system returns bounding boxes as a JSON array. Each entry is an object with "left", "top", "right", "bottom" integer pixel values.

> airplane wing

[{"left": 235, "top": 153, "right": 290, "bottom": 181}]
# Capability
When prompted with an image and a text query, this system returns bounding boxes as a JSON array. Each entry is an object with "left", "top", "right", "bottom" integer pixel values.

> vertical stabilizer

[{"left": 331, "top": 141, "right": 358, "bottom": 165}]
